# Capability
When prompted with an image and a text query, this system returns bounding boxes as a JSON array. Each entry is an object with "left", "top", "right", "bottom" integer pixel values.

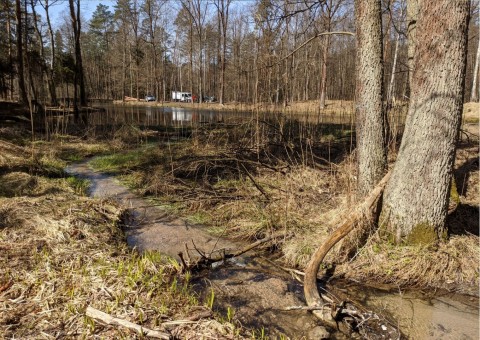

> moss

[
  {"left": 450, "top": 178, "right": 460, "bottom": 205},
  {"left": 405, "top": 222, "right": 439, "bottom": 245}
]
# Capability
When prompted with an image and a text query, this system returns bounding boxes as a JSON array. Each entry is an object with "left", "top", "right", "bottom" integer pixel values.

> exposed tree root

[
  {"left": 303, "top": 171, "right": 402, "bottom": 338},
  {"left": 178, "top": 230, "right": 290, "bottom": 272}
]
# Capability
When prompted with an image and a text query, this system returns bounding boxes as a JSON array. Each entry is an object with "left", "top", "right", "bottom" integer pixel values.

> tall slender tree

[
  {"left": 213, "top": 0, "right": 231, "bottom": 105},
  {"left": 68, "top": 0, "right": 86, "bottom": 120},
  {"left": 15, "top": 0, "right": 28, "bottom": 104},
  {"left": 38, "top": 0, "right": 58, "bottom": 105},
  {"left": 354, "top": 0, "right": 387, "bottom": 198}
]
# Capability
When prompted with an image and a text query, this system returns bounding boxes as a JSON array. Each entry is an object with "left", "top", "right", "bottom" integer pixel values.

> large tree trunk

[
  {"left": 381, "top": 0, "right": 470, "bottom": 245},
  {"left": 354, "top": 0, "right": 387, "bottom": 198}
]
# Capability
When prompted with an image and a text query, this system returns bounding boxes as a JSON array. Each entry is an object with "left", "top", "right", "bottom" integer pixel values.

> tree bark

[
  {"left": 381, "top": 0, "right": 470, "bottom": 245},
  {"left": 354, "top": 0, "right": 387, "bottom": 198}
]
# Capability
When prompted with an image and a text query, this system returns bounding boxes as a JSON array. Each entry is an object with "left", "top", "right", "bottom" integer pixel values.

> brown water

[{"left": 66, "top": 156, "right": 479, "bottom": 339}]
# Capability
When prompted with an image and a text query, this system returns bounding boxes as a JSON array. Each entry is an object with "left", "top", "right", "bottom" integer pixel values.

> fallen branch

[
  {"left": 303, "top": 171, "right": 400, "bottom": 338},
  {"left": 179, "top": 230, "right": 290, "bottom": 271},
  {"left": 86, "top": 306, "right": 170, "bottom": 339}
]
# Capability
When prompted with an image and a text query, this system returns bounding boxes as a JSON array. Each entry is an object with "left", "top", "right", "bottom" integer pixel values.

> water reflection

[
  {"left": 87, "top": 103, "right": 356, "bottom": 128},
  {"left": 87, "top": 104, "right": 237, "bottom": 129}
]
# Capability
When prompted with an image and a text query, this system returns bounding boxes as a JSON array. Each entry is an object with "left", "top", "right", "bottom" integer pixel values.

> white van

[{"left": 172, "top": 91, "right": 192, "bottom": 102}]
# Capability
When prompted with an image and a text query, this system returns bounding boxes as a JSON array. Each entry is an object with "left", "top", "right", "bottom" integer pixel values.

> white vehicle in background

[{"left": 172, "top": 91, "right": 192, "bottom": 102}]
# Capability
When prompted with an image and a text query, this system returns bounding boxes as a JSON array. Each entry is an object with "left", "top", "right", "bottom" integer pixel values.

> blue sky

[{"left": 35, "top": 0, "right": 116, "bottom": 28}]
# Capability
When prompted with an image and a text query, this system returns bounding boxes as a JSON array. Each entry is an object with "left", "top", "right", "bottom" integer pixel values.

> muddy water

[
  {"left": 66, "top": 155, "right": 479, "bottom": 340},
  {"left": 339, "top": 283, "right": 479, "bottom": 339},
  {"left": 65, "top": 159, "right": 237, "bottom": 256}
]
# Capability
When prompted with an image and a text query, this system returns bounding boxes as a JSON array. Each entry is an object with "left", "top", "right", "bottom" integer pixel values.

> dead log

[
  {"left": 86, "top": 306, "right": 170, "bottom": 339},
  {"left": 303, "top": 171, "right": 399, "bottom": 337}
]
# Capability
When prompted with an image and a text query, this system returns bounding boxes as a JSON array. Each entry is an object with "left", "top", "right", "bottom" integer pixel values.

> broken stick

[{"left": 86, "top": 306, "right": 170, "bottom": 339}]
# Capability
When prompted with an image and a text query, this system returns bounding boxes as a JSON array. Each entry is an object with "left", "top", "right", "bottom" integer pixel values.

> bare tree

[
  {"left": 213, "top": 0, "right": 231, "bottom": 105},
  {"left": 471, "top": 42, "right": 480, "bottom": 102},
  {"left": 318, "top": 0, "right": 344, "bottom": 109},
  {"left": 38, "top": 0, "right": 58, "bottom": 105},
  {"left": 68, "top": 0, "right": 86, "bottom": 120},
  {"left": 15, "top": 0, "right": 28, "bottom": 104},
  {"left": 406, "top": 0, "right": 417, "bottom": 92}
]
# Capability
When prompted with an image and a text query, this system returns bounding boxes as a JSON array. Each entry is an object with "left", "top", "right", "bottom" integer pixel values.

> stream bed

[{"left": 66, "top": 158, "right": 479, "bottom": 339}]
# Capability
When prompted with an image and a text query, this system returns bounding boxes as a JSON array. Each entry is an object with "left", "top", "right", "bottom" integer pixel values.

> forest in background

[{"left": 0, "top": 0, "right": 478, "bottom": 107}]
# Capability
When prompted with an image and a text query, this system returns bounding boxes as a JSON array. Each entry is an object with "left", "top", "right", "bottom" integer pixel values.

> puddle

[
  {"left": 343, "top": 284, "right": 479, "bottom": 339},
  {"left": 66, "top": 159, "right": 479, "bottom": 339}
]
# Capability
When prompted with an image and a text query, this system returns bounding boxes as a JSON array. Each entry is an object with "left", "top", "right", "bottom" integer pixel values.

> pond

[{"left": 88, "top": 103, "right": 356, "bottom": 127}]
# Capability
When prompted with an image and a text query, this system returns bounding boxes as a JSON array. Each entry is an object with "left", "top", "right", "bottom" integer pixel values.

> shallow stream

[{"left": 66, "top": 156, "right": 479, "bottom": 339}]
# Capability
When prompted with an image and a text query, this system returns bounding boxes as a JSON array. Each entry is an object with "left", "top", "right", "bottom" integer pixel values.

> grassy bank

[
  {"left": 89, "top": 113, "right": 479, "bottom": 296},
  {"left": 114, "top": 98, "right": 355, "bottom": 115},
  {"left": 0, "top": 129, "right": 244, "bottom": 339}
]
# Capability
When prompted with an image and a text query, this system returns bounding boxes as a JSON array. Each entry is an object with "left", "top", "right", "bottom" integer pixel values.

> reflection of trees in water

[{"left": 42, "top": 104, "right": 367, "bottom": 141}]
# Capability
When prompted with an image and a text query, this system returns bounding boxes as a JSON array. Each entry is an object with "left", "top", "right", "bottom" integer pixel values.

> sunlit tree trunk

[
  {"left": 214, "top": 0, "right": 230, "bottom": 105},
  {"left": 386, "top": 32, "right": 400, "bottom": 109},
  {"left": 39, "top": 0, "right": 58, "bottom": 106},
  {"left": 381, "top": 0, "right": 470, "bottom": 244},
  {"left": 355, "top": 0, "right": 387, "bottom": 198},
  {"left": 471, "top": 42, "right": 480, "bottom": 102},
  {"left": 319, "top": 34, "right": 330, "bottom": 109},
  {"left": 69, "top": 0, "right": 86, "bottom": 121}
]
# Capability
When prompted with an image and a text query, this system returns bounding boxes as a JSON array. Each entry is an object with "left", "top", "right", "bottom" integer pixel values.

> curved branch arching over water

[{"left": 303, "top": 171, "right": 398, "bottom": 337}]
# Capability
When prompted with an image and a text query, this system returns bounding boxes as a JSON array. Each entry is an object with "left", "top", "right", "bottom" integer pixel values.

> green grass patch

[
  {"left": 186, "top": 211, "right": 211, "bottom": 225},
  {"left": 464, "top": 117, "right": 479, "bottom": 124},
  {"left": 90, "top": 152, "right": 142, "bottom": 174},
  {"left": 65, "top": 176, "right": 90, "bottom": 195}
]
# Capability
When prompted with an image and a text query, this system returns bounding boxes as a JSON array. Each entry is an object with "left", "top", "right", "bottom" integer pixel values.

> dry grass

[
  {"left": 0, "top": 132, "right": 245, "bottom": 339},
  {"left": 116, "top": 99, "right": 355, "bottom": 115},
  {"left": 463, "top": 101, "right": 479, "bottom": 122},
  {"left": 108, "top": 118, "right": 479, "bottom": 295},
  {"left": 335, "top": 234, "right": 479, "bottom": 296}
]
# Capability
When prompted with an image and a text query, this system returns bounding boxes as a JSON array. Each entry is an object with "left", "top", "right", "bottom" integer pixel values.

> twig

[
  {"left": 283, "top": 305, "right": 330, "bottom": 311},
  {"left": 184, "top": 230, "right": 291, "bottom": 271},
  {"left": 86, "top": 306, "right": 170, "bottom": 339},
  {"left": 240, "top": 163, "right": 270, "bottom": 200}
]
